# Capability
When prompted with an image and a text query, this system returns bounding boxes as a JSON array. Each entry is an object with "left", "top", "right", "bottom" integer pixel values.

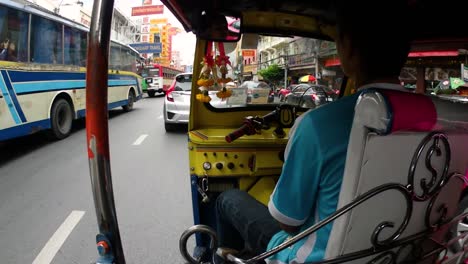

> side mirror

[{"left": 197, "top": 12, "right": 241, "bottom": 42}]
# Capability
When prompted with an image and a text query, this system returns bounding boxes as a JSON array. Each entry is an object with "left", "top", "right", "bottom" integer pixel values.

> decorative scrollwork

[
  {"left": 369, "top": 187, "right": 413, "bottom": 248},
  {"left": 425, "top": 173, "right": 465, "bottom": 229},
  {"left": 407, "top": 132, "right": 450, "bottom": 201}
]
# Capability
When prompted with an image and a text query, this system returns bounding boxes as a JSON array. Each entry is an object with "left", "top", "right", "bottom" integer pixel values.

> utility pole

[{"left": 284, "top": 52, "right": 288, "bottom": 88}]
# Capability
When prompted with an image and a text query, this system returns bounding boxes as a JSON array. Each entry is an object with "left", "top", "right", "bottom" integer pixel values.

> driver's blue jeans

[{"left": 215, "top": 189, "right": 281, "bottom": 256}]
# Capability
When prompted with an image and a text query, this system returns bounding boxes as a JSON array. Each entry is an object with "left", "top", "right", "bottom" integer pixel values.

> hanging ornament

[
  {"left": 215, "top": 42, "right": 233, "bottom": 99},
  {"left": 196, "top": 90, "right": 212, "bottom": 103},
  {"left": 196, "top": 42, "right": 216, "bottom": 103},
  {"left": 216, "top": 87, "right": 232, "bottom": 100},
  {"left": 215, "top": 42, "right": 233, "bottom": 84},
  {"left": 197, "top": 41, "right": 216, "bottom": 88}
]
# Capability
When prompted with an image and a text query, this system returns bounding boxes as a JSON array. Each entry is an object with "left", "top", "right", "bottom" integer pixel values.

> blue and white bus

[{"left": 0, "top": 0, "right": 143, "bottom": 141}]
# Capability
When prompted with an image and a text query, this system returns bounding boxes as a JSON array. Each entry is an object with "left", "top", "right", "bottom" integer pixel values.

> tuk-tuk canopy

[{"left": 161, "top": 0, "right": 468, "bottom": 45}]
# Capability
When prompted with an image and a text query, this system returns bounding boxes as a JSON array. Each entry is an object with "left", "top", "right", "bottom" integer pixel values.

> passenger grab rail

[
  {"left": 180, "top": 225, "right": 219, "bottom": 264},
  {"left": 86, "top": 0, "right": 126, "bottom": 263}
]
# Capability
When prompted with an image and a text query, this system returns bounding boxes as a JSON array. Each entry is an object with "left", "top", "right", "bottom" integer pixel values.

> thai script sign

[
  {"left": 131, "top": 5, "right": 164, "bottom": 16},
  {"left": 288, "top": 54, "right": 316, "bottom": 67}
]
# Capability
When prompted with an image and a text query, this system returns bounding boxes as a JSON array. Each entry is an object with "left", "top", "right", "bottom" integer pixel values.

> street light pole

[
  {"left": 284, "top": 53, "right": 288, "bottom": 88},
  {"left": 459, "top": 49, "right": 468, "bottom": 81}
]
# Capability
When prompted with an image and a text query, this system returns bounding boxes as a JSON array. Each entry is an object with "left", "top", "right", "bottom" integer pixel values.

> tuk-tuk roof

[{"left": 161, "top": 0, "right": 468, "bottom": 43}]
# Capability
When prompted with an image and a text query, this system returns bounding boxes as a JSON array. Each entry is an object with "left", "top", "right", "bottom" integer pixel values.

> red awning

[
  {"left": 324, "top": 50, "right": 459, "bottom": 67},
  {"left": 324, "top": 58, "right": 341, "bottom": 67},
  {"left": 407, "top": 51, "right": 459, "bottom": 57}
]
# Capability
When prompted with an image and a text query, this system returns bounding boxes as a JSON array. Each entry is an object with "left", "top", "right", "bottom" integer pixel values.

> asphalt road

[{"left": 0, "top": 95, "right": 194, "bottom": 264}]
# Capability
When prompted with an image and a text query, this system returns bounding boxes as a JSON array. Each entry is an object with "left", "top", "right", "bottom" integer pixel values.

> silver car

[
  {"left": 163, "top": 73, "right": 229, "bottom": 131},
  {"left": 164, "top": 73, "right": 192, "bottom": 132}
]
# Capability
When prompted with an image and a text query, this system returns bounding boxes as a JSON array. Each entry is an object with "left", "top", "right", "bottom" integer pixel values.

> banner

[
  {"left": 129, "top": 43, "right": 162, "bottom": 54},
  {"left": 169, "top": 27, "right": 181, "bottom": 35},
  {"left": 131, "top": 5, "right": 164, "bottom": 16},
  {"left": 463, "top": 64, "right": 468, "bottom": 82},
  {"left": 150, "top": 18, "right": 168, "bottom": 25},
  {"left": 242, "top": 50, "right": 255, "bottom": 57},
  {"left": 450, "top": 77, "right": 466, "bottom": 89},
  {"left": 150, "top": 27, "right": 159, "bottom": 33}
]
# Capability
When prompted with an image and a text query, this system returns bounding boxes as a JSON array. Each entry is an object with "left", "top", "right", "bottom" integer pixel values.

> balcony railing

[{"left": 257, "top": 53, "right": 316, "bottom": 70}]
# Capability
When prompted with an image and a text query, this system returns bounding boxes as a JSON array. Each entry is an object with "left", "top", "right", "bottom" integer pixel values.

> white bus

[{"left": 0, "top": 0, "right": 143, "bottom": 141}]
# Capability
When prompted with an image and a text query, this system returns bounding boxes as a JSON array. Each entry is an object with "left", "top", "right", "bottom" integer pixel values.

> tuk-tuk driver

[{"left": 215, "top": 1, "right": 412, "bottom": 263}]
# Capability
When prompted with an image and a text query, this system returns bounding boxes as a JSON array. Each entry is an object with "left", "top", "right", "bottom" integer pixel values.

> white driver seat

[{"left": 324, "top": 89, "right": 468, "bottom": 263}]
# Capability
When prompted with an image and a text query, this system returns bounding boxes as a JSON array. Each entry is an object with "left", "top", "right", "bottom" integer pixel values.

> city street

[{"left": 0, "top": 96, "right": 194, "bottom": 264}]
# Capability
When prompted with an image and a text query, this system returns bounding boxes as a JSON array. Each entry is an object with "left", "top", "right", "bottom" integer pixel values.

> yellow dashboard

[{"left": 188, "top": 127, "right": 289, "bottom": 178}]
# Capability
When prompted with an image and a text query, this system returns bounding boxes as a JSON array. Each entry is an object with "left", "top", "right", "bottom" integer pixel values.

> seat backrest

[{"left": 324, "top": 89, "right": 468, "bottom": 263}]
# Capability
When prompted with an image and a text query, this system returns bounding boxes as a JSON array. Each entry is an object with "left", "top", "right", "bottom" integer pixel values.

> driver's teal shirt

[{"left": 266, "top": 92, "right": 362, "bottom": 264}]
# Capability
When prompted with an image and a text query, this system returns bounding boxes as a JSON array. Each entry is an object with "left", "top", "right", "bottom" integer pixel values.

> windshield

[
  {"left": 175, "top": 74, "right": 192, "bottom": 91},
  {"left": 142, "top": 67, "right": 160, "bottom": 78},
  {"left": 205, "top": 36, "right": 342, "bottom": 109}
]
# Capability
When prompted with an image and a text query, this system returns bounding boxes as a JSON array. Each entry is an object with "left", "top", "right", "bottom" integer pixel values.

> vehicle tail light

[
  {"left": 311, "top": 94, "right": 318, "bottom": 100},
  {"left": 166, "top": 91, "right": 174, "bottom": 102},
  {"left": 335, "top": 90, "right": 340, "bottom": 95},
  {"left": 166, "top": 80, "right": 176, "bottom": 102}
]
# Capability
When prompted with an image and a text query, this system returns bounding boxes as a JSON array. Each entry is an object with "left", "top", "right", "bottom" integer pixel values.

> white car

[
  {"left": 164, "top": 73, "right": 193, "bottom": 132},
  {"left": 163, "top": 73, "right": 231, "bottom": 131}
]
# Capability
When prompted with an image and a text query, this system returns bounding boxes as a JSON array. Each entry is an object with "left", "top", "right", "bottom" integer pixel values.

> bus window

[
  {"left": 0, "top": 5, "right": 29, "bottom": 62},
  {"left": 80, "top": 34, "right": 87, "bottom": 66},
  {"left": 122, "top": 47, "right": 133, "bottom": 71},
  {"left": 64, "top": 27, "right": 86, "bottom": 66},
  {"left": 110, "top": 42, "right": 121, "bottom": 70},
  {"left": 31, "top": 15, "right": 63, "bottom": 64}
]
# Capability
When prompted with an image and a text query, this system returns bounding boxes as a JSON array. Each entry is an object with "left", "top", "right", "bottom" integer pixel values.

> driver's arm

[{"left": 268, "top": 112, "right": 322, "bottom": 234}]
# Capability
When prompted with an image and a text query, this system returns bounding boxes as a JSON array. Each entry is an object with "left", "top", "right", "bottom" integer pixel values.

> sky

[{"left": 82, "top": 0, "right": 196, "bottom": 65}]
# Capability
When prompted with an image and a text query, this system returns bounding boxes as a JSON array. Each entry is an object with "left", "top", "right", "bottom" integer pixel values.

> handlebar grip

[{"left": 225, "top": 124, "right": 250, "bottom": 143}]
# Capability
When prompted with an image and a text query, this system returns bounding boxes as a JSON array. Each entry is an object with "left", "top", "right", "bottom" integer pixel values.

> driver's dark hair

[{"left": 334, "top": 0, "right": 412, "bottom": 79}]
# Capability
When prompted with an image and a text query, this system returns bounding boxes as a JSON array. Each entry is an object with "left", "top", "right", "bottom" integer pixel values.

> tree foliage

[{"left": 258, "top": 64, "right": 283, "bottom": 85}]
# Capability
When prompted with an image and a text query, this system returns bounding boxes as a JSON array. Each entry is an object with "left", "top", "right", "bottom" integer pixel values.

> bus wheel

[
  {"left": 147, "top": 90, "right": 156, "bottom": 97},
  {"left": 123, "top": 90, "right": 135, "bottom": 112},
  {"left": 49, "top": 98, "right": 73, "bottom": 140}
]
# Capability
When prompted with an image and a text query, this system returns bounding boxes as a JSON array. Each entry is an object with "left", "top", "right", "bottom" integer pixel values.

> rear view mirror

[{"left": 197, "top": 12, "right": 241, "bottom": 42}]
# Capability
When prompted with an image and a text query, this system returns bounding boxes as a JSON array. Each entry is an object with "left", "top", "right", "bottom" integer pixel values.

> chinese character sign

[{"left": 141, "top": 25, "right": 150, "bottom": 33}]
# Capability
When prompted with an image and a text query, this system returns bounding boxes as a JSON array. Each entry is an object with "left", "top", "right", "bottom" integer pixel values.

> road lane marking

[
  {"left": 32, "top": 210, "right": 85, "bottom": 264},
  {"left": 133, "top": 134, "right": 148, "bottom": 145}
]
